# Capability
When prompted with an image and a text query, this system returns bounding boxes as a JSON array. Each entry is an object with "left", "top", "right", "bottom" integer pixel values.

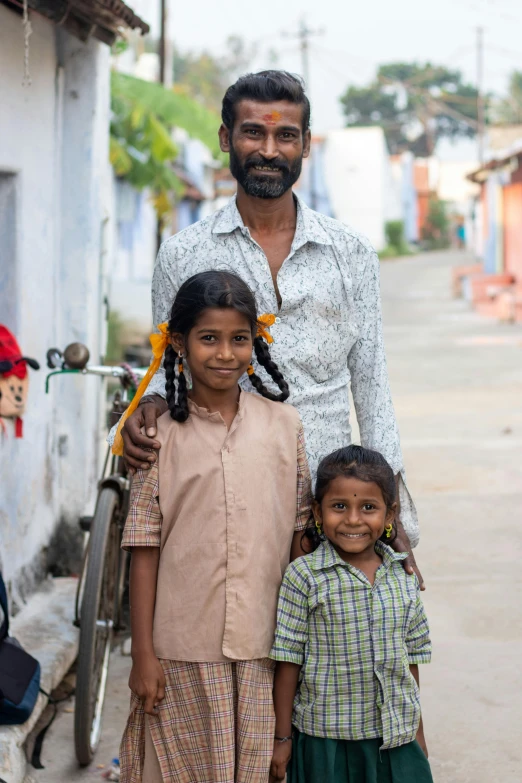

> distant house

[
  {"left": 467, "top": 136, "right": 522, "bottom": 322},
  {"left": 295, "top": 136, "right": 334, "bottom": 217},
  {"left": 111, "top": 129, "right": 219, "bottom": 334},
  {"left": 322, "top": 127, "right": 402, "bottom": 251},
  {"left": 390, "top": 152, "right": 418, "bottom": 244},
  {"left": 0, "top": 0, "right": 148, "bottom": 601}
]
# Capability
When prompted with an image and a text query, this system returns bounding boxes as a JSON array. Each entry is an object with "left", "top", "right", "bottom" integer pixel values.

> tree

[
  {"left": 110, "top": 73, "right": 225, "bottom": 219},
  {"left": 494, "top": 71, "right": 522, "bottom": 124},
  {"left": 142, "top": 35, "right": 256, "bottom": 113},
  {"left": 340, "top": 62, "right": 479, "bottom": 155}
]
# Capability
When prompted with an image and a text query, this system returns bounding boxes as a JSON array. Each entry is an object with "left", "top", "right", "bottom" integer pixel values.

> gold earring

[
  {"left": 384, "top": 524, "right": 393, "bottom": 539},
  {"left": 178, "top": 351, "right": 184, "bottom": 374},
  {"left": 315, "top": 518, "right": 322, "bottom": 536}
]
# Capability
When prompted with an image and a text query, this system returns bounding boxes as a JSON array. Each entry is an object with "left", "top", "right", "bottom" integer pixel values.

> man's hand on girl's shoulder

[
  {"left": 392, "top": 518, "right": 425, "bottom": 590},
  {"left": 128, "top": 652, "right": 166, "bottom": 715},
  {"left": 122, "top": 396, "right": 168, "bottom": 473}
]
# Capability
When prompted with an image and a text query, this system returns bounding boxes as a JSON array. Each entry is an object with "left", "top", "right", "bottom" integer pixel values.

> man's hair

[{"left": 221, "top": 70, "right": 311, "bottom": 134}]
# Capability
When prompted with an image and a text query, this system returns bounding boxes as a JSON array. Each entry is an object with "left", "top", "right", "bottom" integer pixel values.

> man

[{"left": 121, "top": 70, "right": 423, "bottom": 583}]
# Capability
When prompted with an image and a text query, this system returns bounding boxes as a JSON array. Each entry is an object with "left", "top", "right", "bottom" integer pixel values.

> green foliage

[
  {"left": 110, "top": 72, "right": 225, "bottom": 217},
  {"left": 493, "top": 70, "right": 522, "bottom": 124},
  {"left": 421, "top": 198, "right": 450, "bottom": 249},
  {"left": 380, "top": 220, "right": 411, "bottom": 258},
  {"left": 340, "top": 61, "right": 479, "bottom": 155},
  {"left": 171, "top": 35, "right": 256, "bottom": 113},
  {"left": 105, "top": 311, "right": 125, "bottom": 364}
]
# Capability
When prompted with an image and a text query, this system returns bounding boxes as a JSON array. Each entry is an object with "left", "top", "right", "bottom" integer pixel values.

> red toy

[{"left": 0, "top": 325, "right": 40, "bottom": 438}]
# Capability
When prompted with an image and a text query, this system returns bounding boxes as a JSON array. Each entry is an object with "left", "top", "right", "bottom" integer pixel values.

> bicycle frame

[{"left": 45, "top": 362, "right": 147, "bottom": 626}]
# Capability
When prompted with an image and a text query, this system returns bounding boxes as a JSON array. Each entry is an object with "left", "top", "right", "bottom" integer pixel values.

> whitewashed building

[
  {"left": 323, "top": 127, "right": 402, "bottom": 251},
  {"left": 0, "top": 1, "right": 148, "bottom": 604}
]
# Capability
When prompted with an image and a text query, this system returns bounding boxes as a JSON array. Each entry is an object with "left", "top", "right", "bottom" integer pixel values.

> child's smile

[
  {"left": 314, "top": 475, "right": 395, "bottom": 563},
  {"left": 173, "top": 307, "right": 254, "bottom": 394}
]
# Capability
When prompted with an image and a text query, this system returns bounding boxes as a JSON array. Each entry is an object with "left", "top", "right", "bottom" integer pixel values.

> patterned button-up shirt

[
  {"left": 270, "top": 539, "right": 431, "bottom": 750},
  {"left": 146, "top": 194, "right": 418, "bottom": 545}
]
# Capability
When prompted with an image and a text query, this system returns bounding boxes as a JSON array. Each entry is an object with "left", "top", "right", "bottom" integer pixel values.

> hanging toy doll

[{"left": 0, "top": 325, "right": 40, "bottom": 438}]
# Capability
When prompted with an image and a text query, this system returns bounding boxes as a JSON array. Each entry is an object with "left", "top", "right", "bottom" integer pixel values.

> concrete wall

[
  {"left": 0, "top": 6, "right": 112, "bottom": 603},
  {"left": 323, "top": 127, "right": 401, "bottom": 251}
]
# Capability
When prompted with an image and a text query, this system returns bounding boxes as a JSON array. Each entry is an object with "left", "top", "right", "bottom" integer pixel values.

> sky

[{"left": 129, "top": 0, "right": 521, "bottom": 156}]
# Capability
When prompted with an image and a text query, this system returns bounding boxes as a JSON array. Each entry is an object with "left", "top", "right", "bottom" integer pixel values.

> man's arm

[
  {"left": 121, "top": 242, "right": 178, "bottom": 471},
  {"left": 347, "top": 244, "right": 423, "bottom": 585}
]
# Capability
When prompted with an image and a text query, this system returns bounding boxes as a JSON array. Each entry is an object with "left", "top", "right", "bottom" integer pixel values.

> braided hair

[
  {"left": 164, "top": 270, "right": 289, "bottom": 422},
  {"left": 303, "top": 445, "right": 398, "bottom": 551}
]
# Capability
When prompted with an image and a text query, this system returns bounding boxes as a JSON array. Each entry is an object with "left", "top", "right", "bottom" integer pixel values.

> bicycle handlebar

[
  {"left": 45, "top": 364, "right": 147, "bottom": 394},
  {"left": 74, "top": 365, "right": 147, "bottom": 380}
]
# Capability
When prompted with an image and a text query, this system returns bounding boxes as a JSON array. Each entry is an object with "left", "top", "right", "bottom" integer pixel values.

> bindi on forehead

[{"left": 262, "top": 110, "right": 282, "bottom": 125}]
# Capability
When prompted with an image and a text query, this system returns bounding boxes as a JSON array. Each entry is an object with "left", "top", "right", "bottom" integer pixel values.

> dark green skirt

[{"left": 287, "top": 730, "right": 433, "bottom": 783}]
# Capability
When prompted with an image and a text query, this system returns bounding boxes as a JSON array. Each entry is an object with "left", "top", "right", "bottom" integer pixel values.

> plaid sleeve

[
  {"left": 406, "top": 589, "right": 432, "bottom": 664},
  {"left": 295, "top": 423, "right": 313, "bottom": 532},
  {"left": 270, "top": 563, "right": 309, "bottom": 665},
  {"left": 121, "top": 463, "right": 162, "bottom": 550}
]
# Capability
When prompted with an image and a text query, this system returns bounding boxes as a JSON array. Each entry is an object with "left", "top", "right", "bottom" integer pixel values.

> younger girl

[
  {"left": 270, "top": 445, "right": 433, "bottom": 783},
  {"left": 118, "top": 270, "right": 311, "bottom": 783}
]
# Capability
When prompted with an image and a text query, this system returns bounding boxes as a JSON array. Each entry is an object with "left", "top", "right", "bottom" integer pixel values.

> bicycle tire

[{"left": 74, "top": 487, "right": 121, "bottom": 766}]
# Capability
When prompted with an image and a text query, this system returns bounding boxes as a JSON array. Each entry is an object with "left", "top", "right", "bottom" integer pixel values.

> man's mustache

[{"left": 245, "top": 157, "right": 290, "bottom": 173}]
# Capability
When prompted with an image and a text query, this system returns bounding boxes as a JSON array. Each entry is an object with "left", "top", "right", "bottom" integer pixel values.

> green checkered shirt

[{"left": 270, "top": 539, "right": 431, "bottom": 750}]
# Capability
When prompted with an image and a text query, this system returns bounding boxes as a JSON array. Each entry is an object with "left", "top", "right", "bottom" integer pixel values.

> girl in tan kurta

[{"left": 119, "top": 271, "right": 311, "bottom": 783}]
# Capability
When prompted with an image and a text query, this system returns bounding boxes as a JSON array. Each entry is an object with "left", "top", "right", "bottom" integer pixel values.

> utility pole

[
  {"left": 159, "top": 0, "right": 167, "bottom": 86},
  {"left": 157, "top": 0, "right": 167, "bottom": 253},
  {"left": 283, "top": 18, "right": 323, "bottom": 210},
  {"left": 477, "top": 26, "right": 485, "bottom": 165}
]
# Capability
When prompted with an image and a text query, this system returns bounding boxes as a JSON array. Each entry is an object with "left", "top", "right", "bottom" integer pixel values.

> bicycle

[{"left": 46, "top": 342, "right": 146, "bottom": 766}]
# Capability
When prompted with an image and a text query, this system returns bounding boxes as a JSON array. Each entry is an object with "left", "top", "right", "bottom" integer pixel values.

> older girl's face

[
  {"left": 172, "top": 307, "right": 254, "bottom": 393},
  {"left": 313, "top": 476, "right": 395, "bottom": 561}
]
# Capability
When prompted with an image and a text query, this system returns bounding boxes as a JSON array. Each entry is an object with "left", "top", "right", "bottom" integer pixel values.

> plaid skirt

[{"left": 120, "top": 658, "right": 276, "bottom": 783}]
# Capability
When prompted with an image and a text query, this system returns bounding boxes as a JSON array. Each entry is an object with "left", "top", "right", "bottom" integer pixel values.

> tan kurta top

[{"left": 122, "top": 392, "right": 312, "bottom": 662}]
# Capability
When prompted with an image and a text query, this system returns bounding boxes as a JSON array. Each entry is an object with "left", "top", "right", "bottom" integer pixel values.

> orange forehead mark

[{"left": 262, "top": 111, "right": 282, "bottom": 125}]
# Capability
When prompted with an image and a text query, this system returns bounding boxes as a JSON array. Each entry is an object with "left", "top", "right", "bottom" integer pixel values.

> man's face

[{"left": 219, "top": 100, "right": 311, "bottom": 199}]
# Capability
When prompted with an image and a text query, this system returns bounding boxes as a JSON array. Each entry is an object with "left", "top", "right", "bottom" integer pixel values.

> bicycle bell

[{"left": 63, "top": 342, "right": 90, "bottom": 370}]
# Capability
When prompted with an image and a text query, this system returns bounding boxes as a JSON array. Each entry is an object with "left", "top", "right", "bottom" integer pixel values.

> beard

[{"left": 229, "top": 142, "right": 303, "bottom": 199}]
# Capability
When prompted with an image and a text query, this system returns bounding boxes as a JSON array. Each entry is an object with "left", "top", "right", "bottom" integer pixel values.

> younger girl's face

[
  {"left": 174, "top": 307, "right": 254, "bottom": 393},
  {"left": 313, "top": 475, "right": 395, "bottom": 561}
]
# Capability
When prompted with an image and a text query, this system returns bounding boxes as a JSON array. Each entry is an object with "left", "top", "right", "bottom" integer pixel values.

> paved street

[{"left": 31, "top": 250, "right": 522, "bottom": 782}]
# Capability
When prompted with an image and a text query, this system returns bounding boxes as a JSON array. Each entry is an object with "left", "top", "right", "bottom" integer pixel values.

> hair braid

[
  {"left": 247, "top": 337, "right": 290, "bottom": 402},
  {"left": 164, "top": 345, "right": 189, "bottom": 423}
]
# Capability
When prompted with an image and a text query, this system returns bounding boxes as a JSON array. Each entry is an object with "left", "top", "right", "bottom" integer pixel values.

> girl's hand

[
  {"left": 129, "top": 653, "right": 166, "bottom": 715},
  {"left": 416, "top": 726, "right": 429, "bottom": 758},
  {"left": 270, "top": 739, "right": 292, "bottom": 781}
]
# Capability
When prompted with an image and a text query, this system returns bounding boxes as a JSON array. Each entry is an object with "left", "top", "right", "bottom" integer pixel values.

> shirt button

[{"left": 275, "top": 316, "right": 281, "bottom": 324}]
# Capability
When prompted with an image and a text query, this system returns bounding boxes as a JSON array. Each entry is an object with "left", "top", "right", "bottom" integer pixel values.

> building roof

[
  {"left": 4, "top": 0, "right": 149, "bottom": 46},
  {"left": 467, "top": 137, "right": 522, "bottom": 182}
]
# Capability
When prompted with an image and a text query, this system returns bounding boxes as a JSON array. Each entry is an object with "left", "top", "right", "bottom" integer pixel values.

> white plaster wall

[
  {"left": 323, "top": 127, "right": 388, "bottom": 251},
  {"left": 0, "top": 6, "right": 111, "bottom": 596}
]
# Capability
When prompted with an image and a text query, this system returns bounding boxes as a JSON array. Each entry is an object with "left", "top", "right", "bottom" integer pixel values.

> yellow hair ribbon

[
  {"left": 257, "top": 313, "right": 276, "bottom": 344},
  {"left": 112, "top": 322, "right": 169, "bottom": 456}
]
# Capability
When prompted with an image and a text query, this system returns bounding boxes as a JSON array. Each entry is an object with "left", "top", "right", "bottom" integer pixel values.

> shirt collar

[
  {"left": 187, "top": 388, "right": 246, "bottom": 421},
  {"left": 212, "top": 193, "right": 333, "bottom": 248},
  {"left": 310, "top": 537, "right": 408, "bottom": 572}
]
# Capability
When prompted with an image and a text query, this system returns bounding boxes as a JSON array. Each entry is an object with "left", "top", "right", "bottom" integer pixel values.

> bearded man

[{"left": 120, "top": 69, "right": 423, "bottom": 581}]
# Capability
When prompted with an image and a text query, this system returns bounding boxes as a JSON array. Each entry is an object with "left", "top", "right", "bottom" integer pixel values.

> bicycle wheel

[{"left": 74, "top": 487, "right": 121, "bottom": 766}]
